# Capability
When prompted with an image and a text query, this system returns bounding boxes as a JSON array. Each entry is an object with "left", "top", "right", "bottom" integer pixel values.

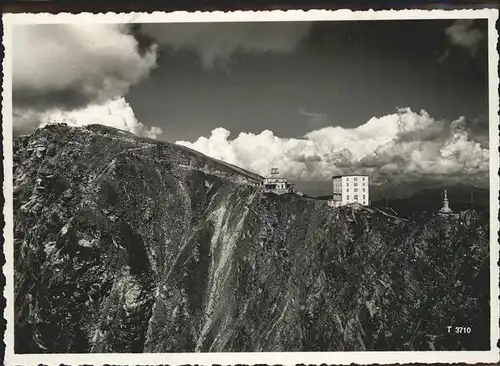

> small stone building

[{"left": 261, "top": 168, "right": 293, "bottom": 195}]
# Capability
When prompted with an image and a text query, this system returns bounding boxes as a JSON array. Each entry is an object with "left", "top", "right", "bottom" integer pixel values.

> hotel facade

[{"left": 328, "top": 174, "right": 370, "bottom": 207}]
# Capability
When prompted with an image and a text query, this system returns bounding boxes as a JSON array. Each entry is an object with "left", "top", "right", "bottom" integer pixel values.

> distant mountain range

[
  {"left": 310, "top": 184, "right": 489, "bottom": 220},
  {"left": 371, "top": 185, "right": 489, "bottom": 219}
]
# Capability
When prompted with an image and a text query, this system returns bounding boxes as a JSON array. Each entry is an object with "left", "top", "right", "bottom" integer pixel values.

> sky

[{"left": 12, "top": 18, "right": 491, "bottom": 198}]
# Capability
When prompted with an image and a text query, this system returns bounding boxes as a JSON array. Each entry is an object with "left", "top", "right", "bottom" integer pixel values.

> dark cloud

[
  {"left": 292, "top": 154, "right": 322, "bottom": 163},
  {"left": 467, "top": 115, "right": 490, "bottom": 149},
  {"left": 13, "top": 24, "right": 158, "bottom": 113},
  {"left": 140, "top": 22, "right": 312, "bottom": 69},
  {"left": 395, "top": 122, "right": 447, "bottom": 143},
  {"left": 358, "top": 154, "right": 407, "bottom": 169},
  {"left": 13, "top": 86, "right": 98, "bottom": 112}
]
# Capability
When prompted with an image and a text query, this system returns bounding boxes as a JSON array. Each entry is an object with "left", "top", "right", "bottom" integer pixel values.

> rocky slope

[{"left": 13, "top": 124, "right": 490, "bottom": 353}]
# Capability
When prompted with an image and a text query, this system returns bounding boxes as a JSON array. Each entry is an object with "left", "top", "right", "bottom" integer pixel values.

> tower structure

[
  {"left": 438, "top": 189, "right": 459, "bottom": 218},
  {"left": 440, "top": 189, "right": 452, "bottom": 213}
]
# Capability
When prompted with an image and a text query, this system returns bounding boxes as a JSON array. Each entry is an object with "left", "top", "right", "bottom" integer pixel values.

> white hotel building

[{"left": 327, "top": 174, "right": 370, "bottom": 207}]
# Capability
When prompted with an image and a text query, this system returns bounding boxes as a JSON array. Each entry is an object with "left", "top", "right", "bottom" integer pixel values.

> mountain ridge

[{"left": 13, "top": 123, "right": 490, "bottom": 353}]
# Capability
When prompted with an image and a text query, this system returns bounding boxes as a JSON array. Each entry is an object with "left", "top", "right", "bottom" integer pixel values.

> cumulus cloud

[
  {"left": 12, "top": 23, "right": 160, "bottom": 137},
  {"left": 15, "top": 97, "right": 162, "bottom": 139},
  {"left": 140, "top": 22, "right": 311, "bottom": 69},
  {"left": 176, "top": 108, "right": 489, "bottom": 193},
  {"left": 13, "top": 24, "right": 157, "bottom": 111},
  {"left": 13, "top": 24, "right": 158, "bottom": 110}
]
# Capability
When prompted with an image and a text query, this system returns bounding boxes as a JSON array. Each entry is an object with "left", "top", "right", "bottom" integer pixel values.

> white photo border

[{"left": 2, "top": 8, "right": 499, "bottom": 366}]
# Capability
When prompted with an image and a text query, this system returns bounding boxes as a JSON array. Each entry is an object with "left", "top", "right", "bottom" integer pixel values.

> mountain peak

[{"left": 16, "top": 123, "right": 263, "bottom": 187}]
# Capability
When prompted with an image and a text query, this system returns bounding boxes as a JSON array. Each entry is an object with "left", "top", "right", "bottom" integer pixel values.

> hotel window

[
  {"left": 354, "top": 195, "right": 358, "bottom": 199},
  {"left": 346, "top": 188, "right": 349, "bottom": 192},
  {"left": 354, "top": 183, "right": 357, "bottom": 187},
  {"left": 346, "top": 195, "right": 349, "bottom": 199},
  {"left": 363, "top": 188, "right": 365, "bottom": 192},
  {"left": 354, "top": 188, "right": 358, "bottom": 192},
  {"left": 363, "top": 195, "right": 366, "bottom": 199}
]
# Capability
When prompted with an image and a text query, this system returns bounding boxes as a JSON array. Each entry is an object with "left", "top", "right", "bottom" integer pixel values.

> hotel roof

[{"left": 332, "top": 174, "right": 370, "bottom": 178}]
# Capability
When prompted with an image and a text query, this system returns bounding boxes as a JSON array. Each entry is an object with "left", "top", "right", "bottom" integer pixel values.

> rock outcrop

[{"left": 13, "top": 124, "right": 490, "bottom": 353}]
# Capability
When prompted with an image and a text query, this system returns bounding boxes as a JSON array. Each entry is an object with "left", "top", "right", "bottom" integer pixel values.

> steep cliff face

[{"left": 13, "top": 124, "right": 490, "bottom": 353}]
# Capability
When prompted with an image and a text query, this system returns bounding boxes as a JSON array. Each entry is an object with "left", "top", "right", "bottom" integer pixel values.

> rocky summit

[{"left": 13, "top": 124, "right": 490, "bottom": 353}]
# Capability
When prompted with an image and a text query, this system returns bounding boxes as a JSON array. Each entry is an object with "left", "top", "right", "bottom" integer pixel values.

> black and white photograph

[{"left": 2, "top": 9, "right": 499, "bottom": 365}]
